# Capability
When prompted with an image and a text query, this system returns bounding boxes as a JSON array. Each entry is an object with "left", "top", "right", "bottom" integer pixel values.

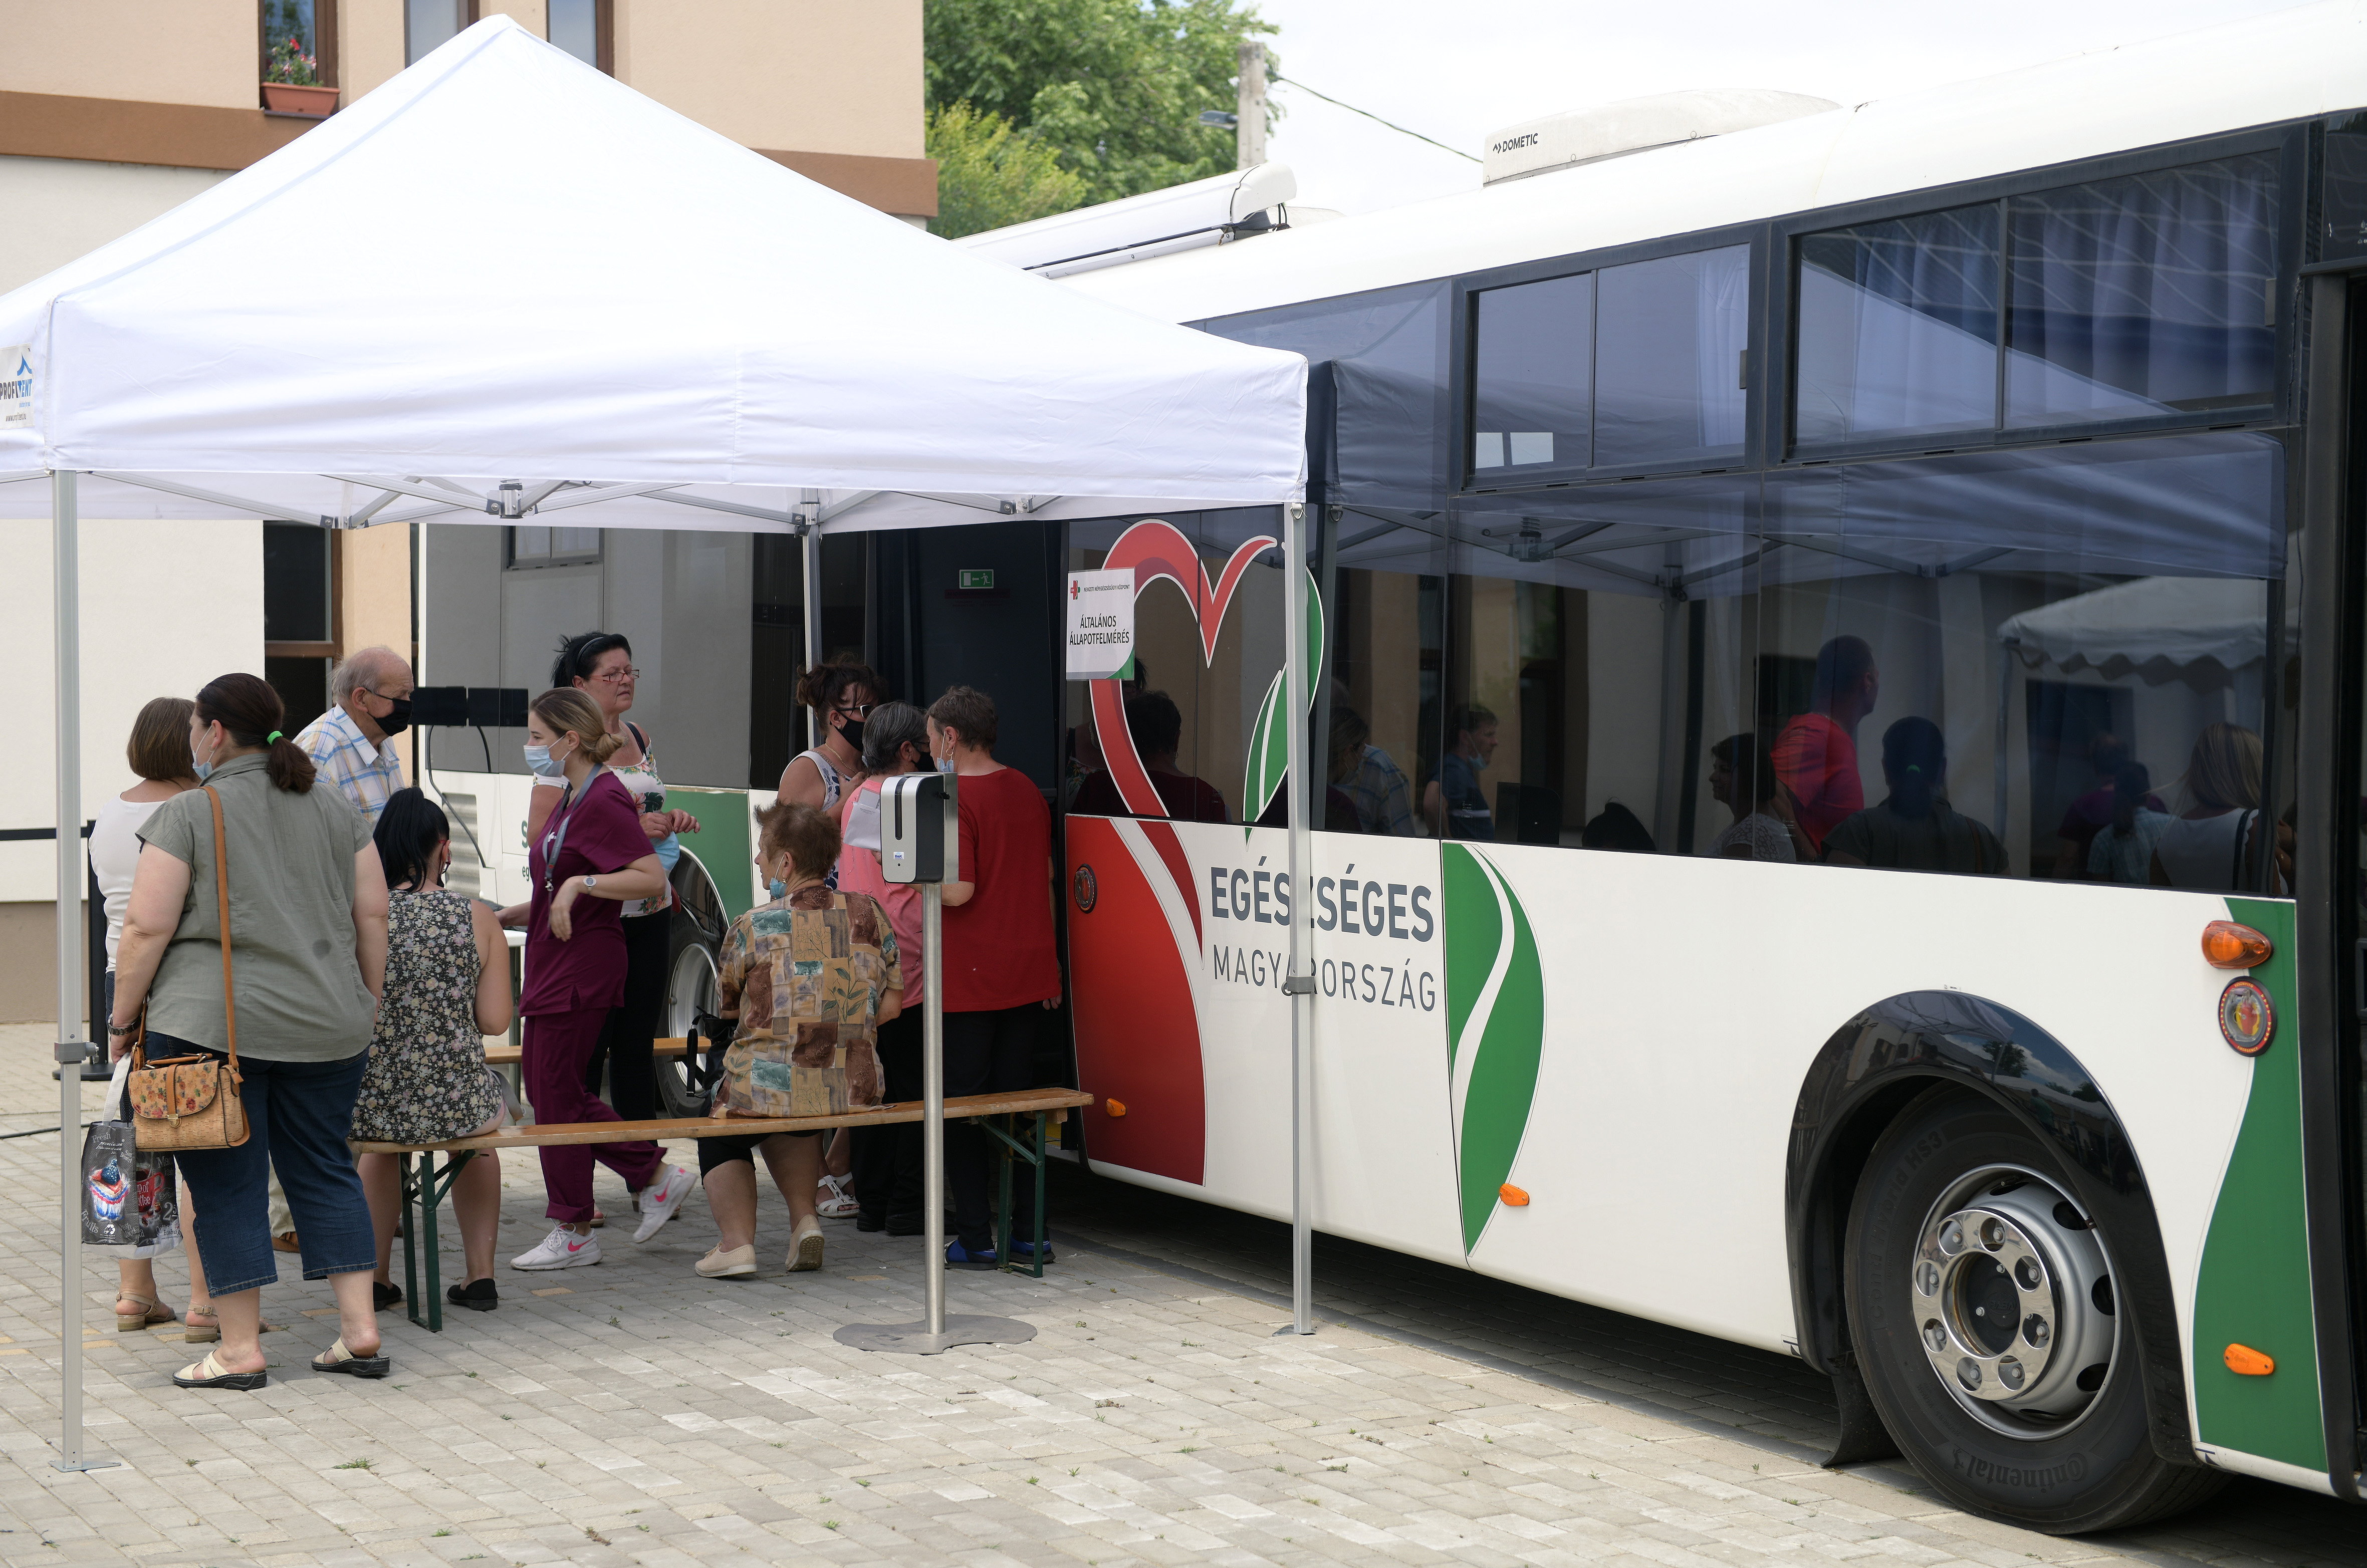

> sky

[{"left": 1255, "top": 0, "right": 2325, "bottom": 215}]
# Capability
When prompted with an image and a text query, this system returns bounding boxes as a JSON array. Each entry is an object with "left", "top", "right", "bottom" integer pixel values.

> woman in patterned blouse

[{"left": 696, "top": 801, "right": 903, "bottom": 1278}]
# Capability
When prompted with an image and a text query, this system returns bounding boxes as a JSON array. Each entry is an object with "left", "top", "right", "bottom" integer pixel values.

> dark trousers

[
  {"left": 165, "top": 1037, "right": 375, "bottom": 1297},
  {"left": 944, "top": 1003, "right": 1041, "bottom": 1252},
  {"left": 587, "top": 910, "right": 669, "bottom": 1122},
  {"left": 525, "top": 1006, "right": 664, "bottom": 1223},
  {"left": 852, "top": 1010, "right": 923, "bottom": 1222}
]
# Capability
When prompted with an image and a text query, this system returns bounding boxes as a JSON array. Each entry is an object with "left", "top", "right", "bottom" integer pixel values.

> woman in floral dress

[{"left": 354, "top": 790, "right": 516, "bottom": 1313}]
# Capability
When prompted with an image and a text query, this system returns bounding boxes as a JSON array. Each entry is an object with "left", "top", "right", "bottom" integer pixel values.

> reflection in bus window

[
  {"left": 1795, "top": 204, "right": 2000, "bottom": 446},
  {"left": 2005, "top": 154, "right": 2278, "bottom": 427},
  {"left": 1323, "top": 540, "right": 1445, "bottom": 839},
  {"left": 1593, "top": 245, "right": 1749, "bottom": 466},
  {"left": 1472, "top": 273, "right": 1593, "bottom": 474}
]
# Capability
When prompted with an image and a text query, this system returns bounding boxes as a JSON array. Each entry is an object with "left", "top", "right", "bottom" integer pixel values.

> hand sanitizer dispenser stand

[{"left": 836, "top": 771, "right": 1036, "bottom": 1354}]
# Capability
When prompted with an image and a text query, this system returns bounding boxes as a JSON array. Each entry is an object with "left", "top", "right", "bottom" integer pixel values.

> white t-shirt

[{"left": 89, "top": 794, "right": 167, "bottom": 968}]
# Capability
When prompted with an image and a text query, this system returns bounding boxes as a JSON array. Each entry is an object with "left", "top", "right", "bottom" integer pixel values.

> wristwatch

[{"left": 583, "top": 876, "right": 598, "bottom": 892}]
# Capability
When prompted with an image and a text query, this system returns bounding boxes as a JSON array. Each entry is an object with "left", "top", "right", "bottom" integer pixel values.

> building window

[
  {"left": 260, "top": 0, "right": 338, "bottom": 95},
  {"left": 547, "top": 0, "right": 614, "bottom": 73},
  {"left": 507, "top": 526, "right": 602, "bottom": 569},
  {"left": 406, "top": 0, "right": 477, "bottom": 65},
  {"left": 263, "top": 521, "right": 338, "bottom": 735}
]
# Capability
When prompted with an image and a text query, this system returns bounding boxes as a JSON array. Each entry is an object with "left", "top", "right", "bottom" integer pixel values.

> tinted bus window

[
  {"left": 1472, "top": 273, "right": 1593, "bottom": 475},
  {"left": 1593, "top": 245, "right": 1750, "bottom": 466},
  {"left": 1796, "top": 205, "right": 2000, "bottom": 445},
  {"left": 1323, "top": 517, "right": 1449, "bottom": 837},
  {"left": 2005, "top": 153, "right": 2279, "bottom": 427}
]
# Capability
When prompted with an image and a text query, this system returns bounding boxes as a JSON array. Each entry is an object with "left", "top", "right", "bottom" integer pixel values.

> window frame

[
  {"left": 258, "top": 0, "right": 338, "bottom": 97},
  {"left": 546, "top": 0, "right": 616, "bottom": 74},
  {"left": 405, "top": 0, "right": 481, "bottom": 67},
  {"left": 1455, "top": 220, "right": 1771, "bottom": 494},
  {"left": 1772, "top": 124, "right": 2305, "bottom": 465},
  {"left": 504, "top": 524, "right": 603, "bottom": 570}
]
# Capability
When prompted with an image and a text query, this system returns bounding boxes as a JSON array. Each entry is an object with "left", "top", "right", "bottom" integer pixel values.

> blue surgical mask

[
  {"left": 768, "top": 877, "right": 788, "bottom": 900},
  {"left": 936, "top": 755, "right": 956, "bottom": 774},
  {"left": 190, "top": 750, "right": 212, "bottom": 783},
  {"left": 524, "top": 743, "right": 566, "bottom": 778}
]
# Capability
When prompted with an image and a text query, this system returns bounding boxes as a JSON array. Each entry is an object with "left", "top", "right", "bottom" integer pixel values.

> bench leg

[
  {"left": 977, "top": 1113, "right": 1049, "bottom": 1279},
  {"left": 420, "top": 1157, "right": 444, "bottom": 1335},
  {"left": 1031, "top": 1110, "right": 1049, "bottom": 1278},
  {"left": 399, "top": 1154, "right": 422, "bottom": 1330}
]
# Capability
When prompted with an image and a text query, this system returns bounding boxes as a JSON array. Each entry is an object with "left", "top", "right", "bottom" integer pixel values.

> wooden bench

[
  {"left": 481, "top": 1037, "right": 692, "bottom": 1067},
  {"left": 354, "top": 1087, "right": 1094, "bottom": 1331}
]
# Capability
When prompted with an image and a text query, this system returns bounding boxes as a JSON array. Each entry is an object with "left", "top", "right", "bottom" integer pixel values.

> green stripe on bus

[
  {"left": 2189, "top": 896, "right": 2323, "bottom": 1473},
  {"left": 1443, "top": 845, "right": 1545, "bottom": 1255}
]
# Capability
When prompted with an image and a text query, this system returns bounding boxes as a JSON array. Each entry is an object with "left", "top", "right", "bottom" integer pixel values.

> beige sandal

[
  {"left": 172, "top": 1348, "right": 266, "bottom": 1391},
  {"left": 115, "top": 1292, "right": 174, "bottom": 1333}
]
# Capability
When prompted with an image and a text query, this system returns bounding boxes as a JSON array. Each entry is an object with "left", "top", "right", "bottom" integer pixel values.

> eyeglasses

[
  {"left": 592, "top": 666, "right": 642, "bottom": 684},
  {"left": 835, "top": 702, "right": 875, "bottom": 718}
]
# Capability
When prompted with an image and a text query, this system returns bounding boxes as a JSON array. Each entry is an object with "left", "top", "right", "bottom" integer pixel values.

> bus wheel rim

[{"left": 1909, "top": 1164, "right": 2117, "bottom": 1440}]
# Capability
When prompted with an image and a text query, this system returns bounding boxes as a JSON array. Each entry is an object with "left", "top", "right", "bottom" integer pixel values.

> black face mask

[
  {"left": 376, "top": 696, "right": 412, "bottom": 738},
  {"left": 838, "top": 715, "right": 866, "bottom": 751}
]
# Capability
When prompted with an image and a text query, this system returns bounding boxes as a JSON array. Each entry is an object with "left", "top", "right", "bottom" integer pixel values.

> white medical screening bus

[{"left": 417, "top": 4, "right": 2367, "bottom": 1532}]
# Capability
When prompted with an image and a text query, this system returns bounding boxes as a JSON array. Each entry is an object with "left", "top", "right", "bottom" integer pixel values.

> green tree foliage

[
  {"left": 927, "top": 103, "right": 1088, "bottom": 239},
  {"left": 925, "top": 0, "right": 1276, "bottom": 216}
]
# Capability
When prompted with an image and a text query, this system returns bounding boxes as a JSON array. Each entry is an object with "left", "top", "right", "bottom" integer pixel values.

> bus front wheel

[{"left": 1843, "top": 1092, "right": 2222, "bottom": 1532}]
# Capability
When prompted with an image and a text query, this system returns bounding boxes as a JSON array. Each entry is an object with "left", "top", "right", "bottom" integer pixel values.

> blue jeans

[{"left": 157, "top": 1034, "right": 375, "bottom": 1296}]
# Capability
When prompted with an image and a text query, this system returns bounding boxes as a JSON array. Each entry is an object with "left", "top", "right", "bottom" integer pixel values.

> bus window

[
  {"left": 1795, "top": 203, "right": 2000, "bottom": 448},
  {"left": 1759, "top": 430, "right": 2286, "bottom": 887},
  {"left": 1322, "top": 512, "right": 1449, "bottom": 836},
  {"left": 1593, "top": 245, "right": 1750, "bottom": 467},
  {"left": 1472, "top": 272, "right": 1593, "bottom": 475},
  {"left": 1438, "top": 476, "right": 1759, "bottom": 853}
]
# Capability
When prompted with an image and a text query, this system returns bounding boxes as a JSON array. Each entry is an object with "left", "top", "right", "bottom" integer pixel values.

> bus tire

[{"left": 1843, "top": 1091, "right": 2223, "bottom": 1532}]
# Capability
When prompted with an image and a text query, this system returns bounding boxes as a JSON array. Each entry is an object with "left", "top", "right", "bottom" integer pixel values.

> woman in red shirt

[
  {"left": 926, "top": 686, "right": 1062, "bottom": 1268},
  {"left": 497, "top": 689, "right": 695, "bottom": 1270}
]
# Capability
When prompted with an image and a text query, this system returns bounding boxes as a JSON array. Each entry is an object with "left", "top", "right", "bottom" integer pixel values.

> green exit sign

[{"left": 958, "top": 569, "right": 995, "bottom": 590}]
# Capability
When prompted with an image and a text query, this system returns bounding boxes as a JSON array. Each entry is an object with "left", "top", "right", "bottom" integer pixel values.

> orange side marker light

[
  {"left": 2202, "top": 920, "right": 2272, "bottom": 969},
  {"left": 2223, "top": 1343, "right": 2275, "bottom": 1377},
  {"left": 1104, "top": 1099, "right": 1126, "bottom": 1118},
  {"left": 1499, "top": 1184, "right": 1530, "bottom": 1207}
]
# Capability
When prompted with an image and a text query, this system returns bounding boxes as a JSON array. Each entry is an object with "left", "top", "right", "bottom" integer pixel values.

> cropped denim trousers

[{"left": 156, "top": 1033, "right": 375, "bottom": 1296}]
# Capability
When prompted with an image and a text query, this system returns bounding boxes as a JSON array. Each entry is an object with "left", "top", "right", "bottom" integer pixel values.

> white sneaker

[
  {"left": 511, "top": 1224, "right": 601, "bottom": 1271},
  {"left": 815, "top": 1174, "right": 859, "bottom": 1219},
  {"left": 633, "top": 1165, "right": 696, "bottom": 1243}
]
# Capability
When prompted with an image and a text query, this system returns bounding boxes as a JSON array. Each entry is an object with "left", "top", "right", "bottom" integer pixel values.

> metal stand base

[
  {"left": 49, "top": 1457, "right": 120, "bottom": 1472},
  {"left": 835, "top": 1315, "right": 1038, "bottom": 1356}
]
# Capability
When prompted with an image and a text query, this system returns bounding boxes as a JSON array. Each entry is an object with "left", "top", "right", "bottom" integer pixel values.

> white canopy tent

[{"left": 5, "top": 16, "right": 1314, "bottom": 1464}]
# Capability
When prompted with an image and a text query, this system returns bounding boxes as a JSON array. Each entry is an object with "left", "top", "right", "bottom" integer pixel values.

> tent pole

[
  {"left": 49, "top": 469, "right": 110, "bottom": 1473},
  {"left": 802, "top": 524, "right": 824, "bottom": 750},
  {"left": 1282, "top": 501, "right": 1314, "bottom": 1336}
]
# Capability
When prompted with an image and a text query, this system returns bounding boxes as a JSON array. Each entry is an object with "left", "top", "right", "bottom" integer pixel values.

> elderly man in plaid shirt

[{"left": 296, "top": 645, "right": 414, "bottom": 826}]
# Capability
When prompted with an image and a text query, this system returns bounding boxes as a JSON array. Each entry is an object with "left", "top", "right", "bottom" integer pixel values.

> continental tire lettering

[{"left": 1947, "top": 1448, "right": 2089, "bottom": 1491}]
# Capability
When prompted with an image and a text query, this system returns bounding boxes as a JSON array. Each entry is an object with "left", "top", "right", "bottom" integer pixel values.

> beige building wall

[
  {"left": 340, "top": 520, "right": 420, "bottom": 780},
  {"left": 617, "top": 0, "right": 923, "bottom": 160},
  {"left": 0, "top": 0, "right": 260, "bottom": 108}
]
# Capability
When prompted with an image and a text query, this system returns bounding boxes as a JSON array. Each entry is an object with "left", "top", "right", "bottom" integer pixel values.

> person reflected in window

[
  {"left": 1580, "top": 803, "right": 1656, "bottom": 854},
  {"left": 2053, "top": 734, "right": 2166, "bottom": 879},
  {"left": 2150, "top": 722, "right": 2285, "bottom": 891},
  {"left": 1823, "top": 717, "right": 2009, "bottom": 874},
  {"left": 1772, "top": 637, "right": 1879, "bottom": 858},
  {"left": 1334, "top": 705, "right": 1416, "bottom": 836},
  {"left": 1424, "top": 704, "right": 1498, "bottom": 840},
  {"left": 1070, "top": 690, "right": 1229, "bottom": 823},
  {"left": 1707, "top": 733, "right": 1796, "bottom": 862},
  {"left": 2087, "top": 761, "right": 2174, "bottom": 885}
]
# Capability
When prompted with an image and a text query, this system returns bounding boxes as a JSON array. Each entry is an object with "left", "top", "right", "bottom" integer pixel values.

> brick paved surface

[{"left": 0, "top": 1024, "right": 2355, "bottom": 1568}]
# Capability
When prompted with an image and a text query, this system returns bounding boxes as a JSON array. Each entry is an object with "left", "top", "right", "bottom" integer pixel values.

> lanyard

[{"left": 540, "top": 766, "right": 607, "bottom": 895}]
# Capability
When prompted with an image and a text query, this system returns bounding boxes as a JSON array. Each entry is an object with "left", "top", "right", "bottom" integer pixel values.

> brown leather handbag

[{"left": 128, "top": 786, "right": 250, "bottom": 1152}]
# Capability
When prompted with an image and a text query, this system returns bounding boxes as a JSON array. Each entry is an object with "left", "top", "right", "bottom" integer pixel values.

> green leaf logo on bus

[
  {"left": 1241, "top": 566, "right": 1326, "bottom": 828},
  {"left": 1441, "top": 844, "right": 1545, "bottom": 1255}
]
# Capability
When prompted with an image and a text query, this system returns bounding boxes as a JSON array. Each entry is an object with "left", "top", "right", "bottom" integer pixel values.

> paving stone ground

[{"left": 0, "top": 1024, "right": 2355, "bottom": 1568}]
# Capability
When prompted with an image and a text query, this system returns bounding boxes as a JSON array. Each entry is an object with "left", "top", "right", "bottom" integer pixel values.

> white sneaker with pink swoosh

[{"left": 510, "top": 1223, "right": 602, "bottom": 1270}]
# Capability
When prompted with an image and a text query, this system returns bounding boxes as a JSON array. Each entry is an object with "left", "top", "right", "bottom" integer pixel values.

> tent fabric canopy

[
  {"left": 0, "top": 16, "right": 1305, "bottom": 531},
  {"left": 1996, "top": 575, "right": 2283, "bottom": 670}
]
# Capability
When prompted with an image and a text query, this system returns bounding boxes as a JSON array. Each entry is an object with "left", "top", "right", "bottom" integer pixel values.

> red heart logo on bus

[{"left": 1087, "top": 518, "right": 1277, "bottom": 819}]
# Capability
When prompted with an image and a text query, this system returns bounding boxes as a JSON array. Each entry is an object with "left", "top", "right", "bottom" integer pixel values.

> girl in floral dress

[{"left": 353, "top": 790, "right": 516, "bottom": 1313}]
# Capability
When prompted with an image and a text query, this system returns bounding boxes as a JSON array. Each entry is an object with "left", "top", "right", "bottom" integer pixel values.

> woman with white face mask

[{"left": 495, "top": 690, "right": 695, "bottom": 1270}]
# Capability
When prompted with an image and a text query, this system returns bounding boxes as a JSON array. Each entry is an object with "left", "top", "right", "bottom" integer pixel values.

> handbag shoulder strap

[{"left": 203, "top": 785, "right": 240, "bottom": 1071}]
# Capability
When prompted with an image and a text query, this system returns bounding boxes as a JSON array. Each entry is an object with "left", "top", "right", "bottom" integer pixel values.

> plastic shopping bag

[{"left": 80, "top": 1056, "right": 179, "bottom": 1252}]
